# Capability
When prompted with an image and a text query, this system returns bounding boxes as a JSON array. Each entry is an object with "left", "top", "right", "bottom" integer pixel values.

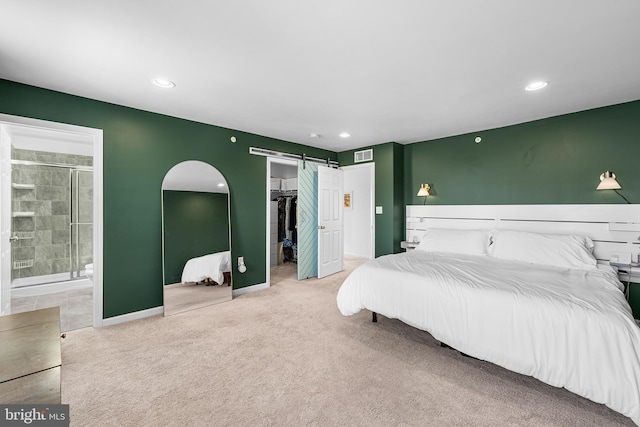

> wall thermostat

[{"left": 475, "top": 137, "right": 481, "bottom": 143}]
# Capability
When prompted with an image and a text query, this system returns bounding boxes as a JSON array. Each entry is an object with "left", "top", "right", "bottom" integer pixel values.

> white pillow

[
  {"left": 488, "top": 230, "right": 597, "bottom": 270},
  {"left": 415, "top": 228, "right": 491, "bottom": 256}
]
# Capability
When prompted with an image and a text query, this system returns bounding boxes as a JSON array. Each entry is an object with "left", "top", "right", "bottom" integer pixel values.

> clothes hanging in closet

[
  {"left": 275, "top": 195, "right": 297, "bottom": 243},
  {"left": 277, "top": 197, "right": 286, "bottom": 241},
  {"left": 284, "top": 197, "right": 292, "bottom": 241},
  {"left": 289, "top": 197, "right": 297, "bottom": 244}
]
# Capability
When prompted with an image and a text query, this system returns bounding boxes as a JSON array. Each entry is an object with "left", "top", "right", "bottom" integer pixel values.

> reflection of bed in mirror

[
  {"left": 181, "top": 251, "right": 231, "bottom": 286},
  {"left": 161, "top": 160, "right": 232, "bottom": 316}
]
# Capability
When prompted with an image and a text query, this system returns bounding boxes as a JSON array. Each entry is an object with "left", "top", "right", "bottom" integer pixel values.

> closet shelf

[
  {"left": 12, "top": 183, "right": 35, "bottom": 190},
  {"left": 12, "top": 212, "right": 35, "bottom": 218}
]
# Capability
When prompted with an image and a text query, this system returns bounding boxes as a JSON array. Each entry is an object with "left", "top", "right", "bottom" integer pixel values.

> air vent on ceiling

[{"left": 354, "top": 149, "right": 373, "bottom": 163}]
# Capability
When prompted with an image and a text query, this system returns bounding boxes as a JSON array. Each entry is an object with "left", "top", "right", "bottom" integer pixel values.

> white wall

[
  {"left": 271, "top": 162, "right": 297, "bottom": 179},
  {"left": 343, "top": 163, "right": 374, "bottom": 259}
]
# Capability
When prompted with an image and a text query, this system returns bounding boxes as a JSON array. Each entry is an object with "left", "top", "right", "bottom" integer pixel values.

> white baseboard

[
  {"left": 102, "top": 306, "right": 163, "bottom": 327},
  {"left": 232, "top": 282, "right": 268, "bottom": 297}
]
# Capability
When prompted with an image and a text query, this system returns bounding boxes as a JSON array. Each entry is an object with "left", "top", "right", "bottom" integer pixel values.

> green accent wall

[
  {"left": 392, "top": 143, "right": 405, "bottom": 253},
  {"left": 630, "top": 285, "right": 640, "bottom": 319},
  {"left": 338, "top": 142, "right": 405, "bottom": 256},
  {"left": 162, "top": 191, "right": 229, "bottom": 285},
  {"left": 0, "top": 79, "right": 336, "bottom": 319},
  {"left": 403, "top": 101, "right": 640, "bottom": 206}
]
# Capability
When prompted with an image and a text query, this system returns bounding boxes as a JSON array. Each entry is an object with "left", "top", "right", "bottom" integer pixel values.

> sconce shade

[
  {"left": 596, "top": 171, "right": 621, "bottom": 190},
  {"left": 417, "top": 183, "right": 430, "bottom": 197}
]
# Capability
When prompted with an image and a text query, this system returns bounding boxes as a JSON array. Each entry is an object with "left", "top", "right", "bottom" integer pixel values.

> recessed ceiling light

[
  {"left": 309, "top": 133, "right": 321, "bottom": 138},
  {"left": 152, "top": 78, "right": 175, "bottom": 88},
  {"left": 217, "top": 183, "right": 225, "bottom": 187},
  {"left": 525, "top": 81, "right": 548, "bottom": 91},
  {"left": 339, "top": 132, "right": 351, "bottom": 138}
]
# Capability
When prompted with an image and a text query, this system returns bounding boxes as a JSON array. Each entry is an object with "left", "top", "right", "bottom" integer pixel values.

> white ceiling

[{"left": 1, "top": 1, "right": 639, "bottom": 152}]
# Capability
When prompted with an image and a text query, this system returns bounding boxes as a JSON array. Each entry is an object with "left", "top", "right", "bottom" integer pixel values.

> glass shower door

[{"left": 70, "top": 169, "right": 93, "bottom": 279}]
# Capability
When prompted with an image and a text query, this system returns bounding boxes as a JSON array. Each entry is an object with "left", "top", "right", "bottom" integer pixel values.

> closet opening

[
  {"left": 267, "top": 158, "right": 298, "bottom": 286},
  {"left": 259, "top": 149, "right": 344, "bottom": 285}
]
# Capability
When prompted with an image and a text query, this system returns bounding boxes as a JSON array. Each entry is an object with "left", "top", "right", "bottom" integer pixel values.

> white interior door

[
  {"left": 343, "top": 163, "right": 375, "bottom": 259},
  {"left": 0, "top": 125, "right": 12, "bottom": 315},
  {"left": 317, "top": 166, "right": 344, "bottom": 278}
]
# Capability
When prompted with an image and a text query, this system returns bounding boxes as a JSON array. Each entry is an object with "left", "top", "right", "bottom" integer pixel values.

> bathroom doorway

[{"left": 0, "top": 114, "right": 103, "bottom": 331}]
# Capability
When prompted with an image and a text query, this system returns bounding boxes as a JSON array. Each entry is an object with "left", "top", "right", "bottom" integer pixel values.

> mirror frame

[{"left": 161, "top": 160, "right": 232, "bottom": 316}]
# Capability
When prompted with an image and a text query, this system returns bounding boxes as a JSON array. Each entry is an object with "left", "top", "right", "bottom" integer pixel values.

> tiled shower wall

[{"left": 11, "top": 148, "right": 93, "bottom": 282}]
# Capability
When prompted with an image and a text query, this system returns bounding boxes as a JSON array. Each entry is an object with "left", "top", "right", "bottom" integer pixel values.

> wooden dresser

[{"left": 0, "top": 306, "right": 62, "bottom": 404}]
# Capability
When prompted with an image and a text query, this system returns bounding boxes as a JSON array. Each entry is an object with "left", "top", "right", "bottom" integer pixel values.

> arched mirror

[{"left": 161, "top": 161, "right": 232, "bottom": 316}]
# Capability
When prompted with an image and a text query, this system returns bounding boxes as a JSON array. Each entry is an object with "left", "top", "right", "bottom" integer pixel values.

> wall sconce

[
  {"left": 596, "top": 171, "right": 621, "bottom": 190},
  {"left": 238, "top": 256, "right": 247, "bottom": 273},
  {"left": 596, "top": 171, "right": 630, "bottom": 204},
  {"left": 417, "top": 183, "right": 430, "bottom": 204}
]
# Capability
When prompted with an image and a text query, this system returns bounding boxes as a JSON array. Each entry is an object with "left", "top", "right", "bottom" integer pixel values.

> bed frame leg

[
  {"left": 440, "top": 342, "right": 475, "bottom": 359},
  {"left": 372, "top": 312, "right": 377, "bottom": 323}
]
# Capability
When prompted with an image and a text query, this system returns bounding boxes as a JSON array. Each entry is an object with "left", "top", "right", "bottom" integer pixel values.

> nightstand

[
  {"left": 611, "top": 263, "right": 639, "bottom": 301},
  {"left": 400, "top": 241, "right": 419, "bottom": 251}
]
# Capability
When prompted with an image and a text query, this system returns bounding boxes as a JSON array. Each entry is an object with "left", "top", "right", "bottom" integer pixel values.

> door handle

[
  {"left": 318, "top": 225, "right": 326, "bottom": 229},
  {"left": 9, "top": 236, "right": 18, "bottom": 242}
]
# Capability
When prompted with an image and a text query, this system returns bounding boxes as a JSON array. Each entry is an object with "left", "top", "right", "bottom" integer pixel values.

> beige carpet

[{"left": 61, "top": 257, "right": 634, "bottom": 426}]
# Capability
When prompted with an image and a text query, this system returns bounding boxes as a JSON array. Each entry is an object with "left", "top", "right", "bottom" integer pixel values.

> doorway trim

[
  {"left": 342, "top": 162, "right": 375, "bottom": 259},
  {"left": 265, "top": 157, "right": 298, "bottom": 288},
  {"left": 0, "top": 113, "right": 104, "bottom": 327}
]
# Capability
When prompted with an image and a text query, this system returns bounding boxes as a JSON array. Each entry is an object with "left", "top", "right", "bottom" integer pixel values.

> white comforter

[
  {"left": 181, "top": 251, "right": 231, "bottom": 285},
  {"left": 337, "top": 251, "right": 640, "bottom": 425}
]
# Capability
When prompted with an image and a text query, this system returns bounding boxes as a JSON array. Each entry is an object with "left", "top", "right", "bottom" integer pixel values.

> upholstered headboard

[{"left": 406, "top": 204, "right": 640, "bottom": 264}]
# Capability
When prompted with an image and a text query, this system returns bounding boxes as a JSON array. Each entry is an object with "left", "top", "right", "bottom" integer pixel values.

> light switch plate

[{"left": 375, "top": 206, "right": 383, "bottom": 214}]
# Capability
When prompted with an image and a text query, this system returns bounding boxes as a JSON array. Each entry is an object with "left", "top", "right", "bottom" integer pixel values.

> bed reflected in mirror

[{"left": 161, "top": 160, "right": 232, "bottom": 316}]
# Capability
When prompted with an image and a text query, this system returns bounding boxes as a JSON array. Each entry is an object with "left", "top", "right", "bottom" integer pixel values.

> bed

[
  {"left": 181, "top": 251, "right": 231, "bottom": 286},
  {"left": 337, "top": 205, "right": 640, "bottom": 425}
]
